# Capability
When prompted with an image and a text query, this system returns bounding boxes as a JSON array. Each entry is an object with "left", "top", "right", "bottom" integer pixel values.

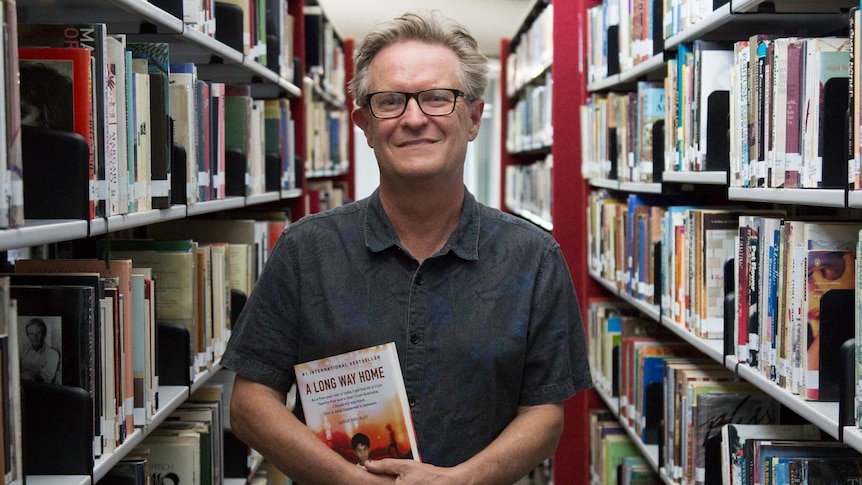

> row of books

[
  {"left": 580, "top": 29, "right": 859, "bottom": 192},
  {"left": 586, "top": 189, "right": 862, "bottom": 404},
  {"left": 580, "top": 81, "right": 665, "bottom": 183},
  {"left": 587, "top": 299, "right": 862, "bottom": 485},
  {"left": 157, "top": 0, "right": 294, "bottom": 72},
  {"left": 504, "top": 154, "right": 553, "bottom": 226},
  {"left": 586, "top": 0, "right": 659, "bottom": 85},
  {"left": 728, "top": 35, "right": 850, "bottom": 189},
  {"left": 504, "top": 2, "right": 553, "bottom": 98},
  {"left": 13, "top": 22, "right": 300, "bottom": 222},
  {"left": 304, "top": 78, "right": 349, "bottom": 175},
  {"left": 5, "top": 214, "right": 284, "bottom": 475},
  {"left": 589, "top": 408, "right": 660, "bottom": 485},
  {"left": 505, "top": 72, "right": 553, "bottom": 154},
  {"left": 108, "top": 384, "right": 226, "bottom": 485},
  {"left": 304, "top": 5, "right": 346, "bottom": 105}
]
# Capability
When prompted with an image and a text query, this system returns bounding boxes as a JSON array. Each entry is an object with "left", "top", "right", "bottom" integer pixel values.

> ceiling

[{"left": 314, "top": 0, "right": 537, "bottom": 57}]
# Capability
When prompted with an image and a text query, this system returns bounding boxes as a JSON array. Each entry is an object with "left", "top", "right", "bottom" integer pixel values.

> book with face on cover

[{"left": 294, "top": 342, "right": 420, "bottom": 466}]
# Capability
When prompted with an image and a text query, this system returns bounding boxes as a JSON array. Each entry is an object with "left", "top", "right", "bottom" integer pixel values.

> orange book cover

[
  {"left": 18, "top": 46, "right": 95, "bottom": 219},
  {"left": 294, "top": 342, "right": 420, "bottom": 466}
]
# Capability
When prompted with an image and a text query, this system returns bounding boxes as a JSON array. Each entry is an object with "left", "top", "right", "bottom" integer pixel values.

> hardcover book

[
  {"left": 294, "top": 342, "right": 419, "bottom": 466},
  {"left": 18, "top": 46, "right": 95, "bottom": 219}
]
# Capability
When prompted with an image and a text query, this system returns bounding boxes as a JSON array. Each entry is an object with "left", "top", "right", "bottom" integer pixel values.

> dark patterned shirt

[{"left": 221, "top": 188, "right": 592, "bottom": 467}]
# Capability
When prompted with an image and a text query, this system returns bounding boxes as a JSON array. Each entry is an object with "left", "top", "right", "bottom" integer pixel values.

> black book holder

[
  {"left": 22, "top": 125, "right": 91, "bottom": 220},
  {"left": 22, "top": 379, "right": 93, "bottom": 476},
  {"left": 820, "top": 77, "right": 849, "bottom": 189},
  {"left": 214, "top": 2, "right": 244, "bottom": 54},
  {"left": 157, "top": 322, "right": 193, "bottom": 387},
  {"left": 225, "top": 148, "right": 247, "bottom": 197},
  {"left": 171, "top": 142, "right": 188, "bottom": 205},
  {"left": 266, "top": 152, "right": 281, "bottom": 192}
]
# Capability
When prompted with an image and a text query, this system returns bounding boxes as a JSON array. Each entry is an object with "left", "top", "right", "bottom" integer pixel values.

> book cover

[
  {"left": 13, "top": 258, "right": 134, "bottom": 440},
  {"left": 691, "top": 391, "right": 780, "bottom": 485},
  {"left": 6, "top": 272, "right": 108, "bottom": 453},
  {"left": 801, "top": 222, "right": 860, "bottom": 400},
  {"left": 11, "top": 284, "right": 99, "bottom": 459},
  {"left": 136, "top": 432, "right": 200, "bottom": 485},
  {"left": 18, "top": 23, "right": 109, "bottom": 216},
  {"left": 294, "top": 342, "right": 419, "bottom": 466},
  {"left": 18, "top": 46, "right": 95, "bottom": 219}
]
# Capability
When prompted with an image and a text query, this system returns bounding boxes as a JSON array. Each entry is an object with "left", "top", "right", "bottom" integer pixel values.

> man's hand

[{"left": 364, "top": 458, "right": 464, "bottom": 485}]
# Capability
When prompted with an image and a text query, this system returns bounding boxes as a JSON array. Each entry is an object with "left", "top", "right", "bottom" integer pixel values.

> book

[
  {"left": 136, "top": 432, "right": 201, "bottom": 485},
  {"left": 2, "top": 0, "right": 22, "bottom": 228},
  {"left": 801, "top": 37, "right": 851, "bottom": 188},
  {"left": 18, "top": 46, "right": 95, "bottom": 219},
  {"left": 13, "top": 258, "right": 135, "bottom": 440},
  {"left": 128, "top": 42, "right": 171, "bottom": 210},
  {"left": 6, "top": 272, "right": 110, "bottom": 452},
  {"left": 11, "top": 284, "right": 99, "bottom": 458},
  {"left": 100, "top": 239, "right": 201, "bottom": 374},
  {"left": 18, "top": 23, "right": 110, "bottom": 216},
  {"left": 294, "top": 342, "right": 419, "bottom": 465},
  {"left": 800, "top": 222, "right": 860, "bottom": 400},
  {"left": 720, "top": 423, "right": 821, "bottom": 485}
]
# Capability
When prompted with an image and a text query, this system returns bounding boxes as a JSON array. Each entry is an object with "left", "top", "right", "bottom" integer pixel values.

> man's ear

[
  {"left": 467, "top": 98, "right": 485, "bottom": 141},
  {"left": 351, "top": 108, "right": 373, "bottom": 148}
]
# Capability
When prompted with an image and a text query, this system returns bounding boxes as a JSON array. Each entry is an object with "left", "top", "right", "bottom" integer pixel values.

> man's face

[
  {"left": 26, "top": 325, "right": 45, "bottom": 349},
  {"left": 352, "top": 40, "right": 484, "bottom": 186}
]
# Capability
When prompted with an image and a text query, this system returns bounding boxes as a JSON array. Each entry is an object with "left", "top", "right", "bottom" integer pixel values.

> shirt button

[
  {"left": 410, "top": 334, "right": 420, "bottom": 345},
  {"left": 409, "top": 398, "right": 416, "bottom": 407},
  {"left": 415, "top": 275, "right": 424, "bottom": 285}
]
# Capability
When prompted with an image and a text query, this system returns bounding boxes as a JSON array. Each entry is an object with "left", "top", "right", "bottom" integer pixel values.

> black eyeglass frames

[{"left": 364, "top": 88, "right": 468, "bottom": 119}]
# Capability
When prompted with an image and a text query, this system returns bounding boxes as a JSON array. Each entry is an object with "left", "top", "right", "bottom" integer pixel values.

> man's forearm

[
  {"left": 230, "top": 375, "right": 395, "bottom": 485},
  {"left": 452, "top": 403, "right": 565, "bottom": 485}
]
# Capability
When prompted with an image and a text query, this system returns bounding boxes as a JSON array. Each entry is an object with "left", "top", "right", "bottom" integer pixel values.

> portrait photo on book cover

[
  {"left": 18, "top": 315, "right": 62, "bottom": 384},
  {"left": 18, "top": 59, "right": 75, "bottom": 132}
]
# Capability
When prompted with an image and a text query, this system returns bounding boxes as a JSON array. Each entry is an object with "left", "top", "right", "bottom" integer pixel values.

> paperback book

[{"left": 294, "top": 342, "right": 419, "bottom": 466}]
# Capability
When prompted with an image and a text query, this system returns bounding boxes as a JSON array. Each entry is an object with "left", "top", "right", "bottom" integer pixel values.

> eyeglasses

[{"left": 365, "top": 88, "right": 467, "bottom": 119}]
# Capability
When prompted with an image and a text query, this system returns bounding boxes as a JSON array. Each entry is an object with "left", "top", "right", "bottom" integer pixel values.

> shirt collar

[{"left": 364, "top": 187, "right": 480, "bottom": 261}]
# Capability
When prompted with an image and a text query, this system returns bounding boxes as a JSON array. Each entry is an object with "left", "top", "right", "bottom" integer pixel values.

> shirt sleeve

[{"left": 520, "top": 243, "right": 593, "bottom": 406}]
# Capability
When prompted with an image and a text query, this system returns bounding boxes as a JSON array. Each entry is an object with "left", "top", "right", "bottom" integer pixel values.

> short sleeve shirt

[{"left": 220, "top": 188, "right": 592, "bottom": 467}]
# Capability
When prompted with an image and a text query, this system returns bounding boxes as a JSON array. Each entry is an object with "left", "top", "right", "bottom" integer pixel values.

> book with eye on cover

[{"left": 294, "top": 342, "right": 420, "bottom": 465}]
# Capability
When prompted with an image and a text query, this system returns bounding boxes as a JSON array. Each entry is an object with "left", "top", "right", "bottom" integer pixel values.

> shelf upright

[{"left": 550, "top": 0, "right": 605, "bottom": 483}]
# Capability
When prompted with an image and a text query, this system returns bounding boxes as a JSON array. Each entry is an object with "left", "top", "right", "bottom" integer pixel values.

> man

[
  {"left": 221, "top": 11, "right": 591, "bottom": 485},
  {"left": 20, "top": 317, "right": 61, "bottom": 384}
]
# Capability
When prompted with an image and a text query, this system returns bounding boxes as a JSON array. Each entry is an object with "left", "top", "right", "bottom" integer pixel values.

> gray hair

[{"left": 349, "top": 11, "right": 489, "bottom": 108}]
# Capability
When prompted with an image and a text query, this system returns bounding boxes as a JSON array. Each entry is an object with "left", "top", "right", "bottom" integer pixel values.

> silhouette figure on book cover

[{"left": 19, "top": 317, "right": 61, "bottom": 384}]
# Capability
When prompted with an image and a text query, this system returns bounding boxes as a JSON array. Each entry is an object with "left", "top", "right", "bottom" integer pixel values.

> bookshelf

[
  {"left": 500, "top": 1, "right": 599, "bottom": 483},
  {"left": 503, "top": 0, "right": 862, "bottom": 483},
  {"left": 1, "top": 0, "right": 353, "bottom": 483}
]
